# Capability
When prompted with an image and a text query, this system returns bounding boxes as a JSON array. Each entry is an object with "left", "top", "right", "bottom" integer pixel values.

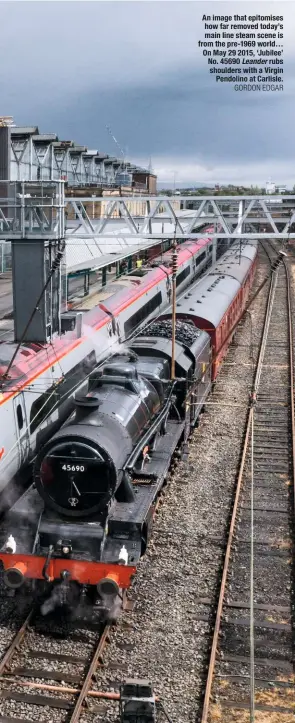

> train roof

[
  {"left": 214, "top": 242, "right": 257, "bottom": 284},
  {"left": 0, "top": 235, "right": 213, "bottom": 389},
  {"left": 176, "top": 276, "right": 240, "bottom": 328},
  {"left": 175, "top": 241, "right": 257, "bottom": 329}
]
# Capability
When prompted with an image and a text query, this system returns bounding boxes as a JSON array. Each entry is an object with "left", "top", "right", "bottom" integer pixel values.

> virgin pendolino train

[{"left": 0, "top": 240, "right": 257, "bottom": 615}]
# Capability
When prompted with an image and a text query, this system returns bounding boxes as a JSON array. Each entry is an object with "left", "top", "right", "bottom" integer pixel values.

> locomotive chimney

[{"left": 74, "top": 394, "right": 100, "bottom": 422}]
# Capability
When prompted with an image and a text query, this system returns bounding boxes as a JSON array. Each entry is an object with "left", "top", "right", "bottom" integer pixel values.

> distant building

[
  {"left": 0, "top": 119, "right": 157, "bottom": 195},
  {"left": 266, "top": 180, "right": 276, "bottom": 194}
]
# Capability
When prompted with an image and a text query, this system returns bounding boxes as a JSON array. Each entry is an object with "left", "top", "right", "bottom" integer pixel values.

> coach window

[
  {"left": 16, "top": 404, "right": 24, "bottom": 430},
  {"left": 196, "top": 251, "right": 206, "bottom": 267},
  {"left": 176, "top": 266, "right": 190, "bottom": 288},
  {"left": 124, "top": 291, "right": 162, "bottom": 336},
  {"left": 30, "top": 389, "right": 60, "bottom": 434}
]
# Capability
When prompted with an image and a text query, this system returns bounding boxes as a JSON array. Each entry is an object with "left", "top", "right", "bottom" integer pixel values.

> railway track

[
  {"left": 0, "top": 607, "right": 122, "bottom": 722},
  {"left": 200, "top": 244, "right": 295, "bottom": 722},
  {"left": 0, "top": 243, "right": 293, "bottom": 722}
]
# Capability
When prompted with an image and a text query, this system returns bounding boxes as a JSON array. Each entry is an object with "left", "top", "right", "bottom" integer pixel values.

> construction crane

[
  {"left": 106, "top": 125, "right": 126, "bottom": 166},
  {"left": 105, "top": 125, "right": 131, "bottom": 186}
]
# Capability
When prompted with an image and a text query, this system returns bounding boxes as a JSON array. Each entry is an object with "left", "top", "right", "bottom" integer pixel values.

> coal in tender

[{"left": 140, "top": 319, "right": 201, "bottom": 345}]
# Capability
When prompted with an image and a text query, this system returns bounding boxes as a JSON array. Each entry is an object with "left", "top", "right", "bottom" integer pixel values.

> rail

[
  {"left": 0, "top": 605, "right": 119, "bottom": 719},
  {"left": 200, "top": 242, "right": 295, "bottom": 721}
]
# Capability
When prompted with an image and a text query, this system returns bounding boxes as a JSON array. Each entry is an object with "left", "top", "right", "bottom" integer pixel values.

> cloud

[
  {"left": 144, "top": 156, "right": 295, "bottom": 186},
  {"left": 1, "top": 1, "right": 294, "bottom": 185},
  {"left": 38, "top": 59, "right": 295, "bottom": 182}
]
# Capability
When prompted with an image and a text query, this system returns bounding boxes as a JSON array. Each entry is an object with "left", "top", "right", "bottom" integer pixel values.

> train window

[
  {"left": 124, "top": 291, "right": 163, "bottom": 336},
  {"left": 176, "top": 266, "right": 190, "bottom": 288},
  {"left": 30, "top": 389, "right": 60, "bottom": 434},
  {"left": 216, "top": 240, "right": 224, "bottom": 260},
  {"left": 196, "top": 251, "right": 206, "bottom": 267},
  {"left": 16, "top": 404, "right": 23, "bottom": 430},
  {"left": 30, "top": 351, "right": 97, "bottom": 434}
]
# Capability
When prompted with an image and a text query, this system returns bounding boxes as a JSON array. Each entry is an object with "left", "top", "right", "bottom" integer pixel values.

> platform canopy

[{"left": 64, "top": 211, "right": 208, "bottom": 273}]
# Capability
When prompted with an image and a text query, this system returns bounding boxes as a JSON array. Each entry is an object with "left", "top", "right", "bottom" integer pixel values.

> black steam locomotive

[{"left": 0, "top": 320, "right": 211, "bottom": 612}]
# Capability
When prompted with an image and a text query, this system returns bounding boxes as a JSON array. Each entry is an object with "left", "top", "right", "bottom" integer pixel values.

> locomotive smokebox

[
  {"left": 34, "top": 365, "right": 161, "bottom": 518},
  {"left": 35, "top": 433, "right": 120, "bottom": 518}
]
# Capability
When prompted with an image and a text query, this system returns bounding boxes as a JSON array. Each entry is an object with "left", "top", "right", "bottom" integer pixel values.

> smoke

[
  {"left": 40, "top": 579, "right": 77, "bottom": 616},
  {"left": 0, "top": 479, "right": 19, "bottom": 515},
  {"left": 40, "top": 584, "right": 123, "bottom": 623},
  {"left": 40, "top": 585, "right": 63, "bottom": 616},
  {"left": 100, "top": 592, "right": 122, "bottom": 623}
]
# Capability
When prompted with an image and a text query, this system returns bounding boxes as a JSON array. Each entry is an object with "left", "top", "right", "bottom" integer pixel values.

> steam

[
  {"left": 40, "top": 584, "right": 123, "bottom": 623},
  {"left": 100, "top": 593, "right": 123, "bottom": 623},
  {"left": 82, "top": 323, "right": 126, "bottom": 365},
  {"left": 40, "top": 581, "right": 68, "bottom": 616},
  {"left": 0, "top": 475, "right": 20, "bottom": 515}
]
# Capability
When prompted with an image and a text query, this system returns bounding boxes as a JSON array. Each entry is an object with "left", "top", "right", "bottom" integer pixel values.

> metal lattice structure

[
  {"left": 1, "top": 184, "right": 295, "bottom": 242},
  {"left": 0, "top": 123, "right": 153, "bottom": 189},
  {"left": 1, "top": 182, "right": 293, "bottom": 346}
]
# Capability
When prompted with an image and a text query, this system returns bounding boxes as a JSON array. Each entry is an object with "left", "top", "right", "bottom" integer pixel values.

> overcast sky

[{"left": 1, "top": 1, "right": 294, "bottom": 186}]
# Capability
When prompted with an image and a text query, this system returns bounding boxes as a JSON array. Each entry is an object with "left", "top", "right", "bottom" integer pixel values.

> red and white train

[{"left": 0, "top": 229, "right": 215, "bottom": 504}]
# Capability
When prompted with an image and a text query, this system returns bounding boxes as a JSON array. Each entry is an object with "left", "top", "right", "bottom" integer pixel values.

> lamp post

[
  {"left": 92, "top": 194, "right": 96, "bottom": 219},
  {"left": 171, "top": 230, "right": 178, "bottom": 380}
]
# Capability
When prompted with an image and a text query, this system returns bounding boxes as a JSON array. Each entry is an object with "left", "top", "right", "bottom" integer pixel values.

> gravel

[
  {"left": 0, "top": 248, "right": 286, "bottom": 723},
  {"left": 88, "top": 249, "right": 273, "bottom": 723},
  {"left": 210, "top": 250, "right": 295, "bottom": 721}
]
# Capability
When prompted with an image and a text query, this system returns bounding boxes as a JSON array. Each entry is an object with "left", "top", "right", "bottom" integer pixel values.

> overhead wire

[
  {"left": 248, "top": 244, "right": 280, "bottom": 720},
  {"left": 250, "top": 407, "right": 255, "bottom": 722},
  {"left": 0, "top": 238, "right": 209, "bottom": 395},
  {"left": 0, "top": 245, "right": 202, "bottom": 461},
  {"left": 0, "top": 237, "right": 261, "bottom": 414},
  {"left": 0, "top": 238, "right": 269, "bottom": 466}
]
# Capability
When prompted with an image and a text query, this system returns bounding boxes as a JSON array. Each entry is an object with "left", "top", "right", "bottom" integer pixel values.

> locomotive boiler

[{"left": 35, "top": 360, "right": 165, "bottom": 519}]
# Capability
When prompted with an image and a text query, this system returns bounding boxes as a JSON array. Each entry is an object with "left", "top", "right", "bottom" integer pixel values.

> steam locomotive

[{"left": 0, "top": 240, "right": 257, "bottom": 616}]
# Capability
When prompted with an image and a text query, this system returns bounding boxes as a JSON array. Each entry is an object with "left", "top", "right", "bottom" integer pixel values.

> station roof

[
  {"left": 11, "top": 126, "right": 39, "bottom": 135},
  {"left": 64, "top": 214, "right": 210, "bottom": 273},
  {"left": 9, "top": 126, "right": 150, "bottom": 175},
  {"left": 52, "top": 140, "right": 73, "bottom": 148},
  {"left": 83, "top": 150, "right": 99, "bottom": 156},
  {"left": 70, "top": 145, "right": 88, "bottom": 153},
  {"left": 32, "top": 134, "right": 58, "bottom": 142},
  {"left": 65, "top": 238, "right": 162, "bottom": 273}
]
